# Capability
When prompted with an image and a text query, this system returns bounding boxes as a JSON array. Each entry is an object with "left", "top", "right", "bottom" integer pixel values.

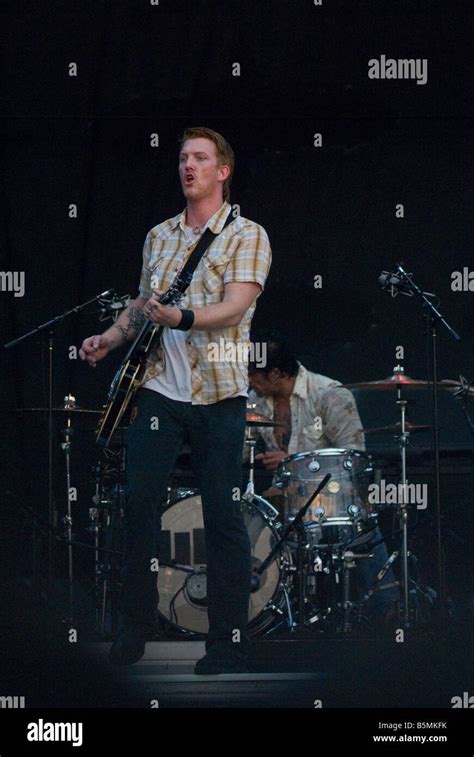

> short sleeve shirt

[{"left": 138, "top": 201, "right": 272, "bottom": 404}]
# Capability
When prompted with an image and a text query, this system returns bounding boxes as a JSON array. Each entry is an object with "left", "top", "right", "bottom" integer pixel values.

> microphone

[
  {"left": 98, "top": 292, "right": 131, "bottom": 321},
  {"left": 378, "top": 270, "right": 414, "bottom": 297},
  {"left": 444, "top": 375, "right": 474, "bottom": 402},
  {"left": 379, "top": 269, "right": 436, "bottom": 299}
]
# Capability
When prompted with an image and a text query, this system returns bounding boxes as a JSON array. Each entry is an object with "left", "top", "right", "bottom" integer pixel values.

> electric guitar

[{"left": 96, "top": 272, "right": 192, "bottom": 447}]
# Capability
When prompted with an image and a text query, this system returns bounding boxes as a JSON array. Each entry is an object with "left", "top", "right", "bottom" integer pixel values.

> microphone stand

[
  {"left": 4, "top": 289, "right": 115, "bottom": 601},
  {"left": 393, "top": 265, "right": 461, "bottom": 626}
]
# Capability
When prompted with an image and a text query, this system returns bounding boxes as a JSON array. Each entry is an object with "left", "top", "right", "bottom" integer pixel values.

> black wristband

[{"left": 173, "top": 309, "right": 195, "bottom": 331}]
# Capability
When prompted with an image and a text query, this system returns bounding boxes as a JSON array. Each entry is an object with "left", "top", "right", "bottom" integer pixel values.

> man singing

[{"left": 80, "top": 127, "right": 272, "bottom": 672}]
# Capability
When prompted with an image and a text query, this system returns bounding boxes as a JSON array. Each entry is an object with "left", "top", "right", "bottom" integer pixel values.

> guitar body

[
  {"left": 96, "top": 274, "right": 191, "bottom": 447},
  {"left": 96, "top": 322, "right": 161, "bottom": 446}
]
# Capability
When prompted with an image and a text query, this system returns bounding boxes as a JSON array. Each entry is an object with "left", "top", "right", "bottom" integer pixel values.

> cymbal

[
  {"left": 363, "top": 422, "right": 431, "bottom": 434},
  {"left": 246, "top": 411, "right": 284, "bottom": 427},
  {"left": 343, "top": 371, "right": 446, "bottom": 391},
  {"left": 17, "top": 406, "right": 102, "bottom": 414}
]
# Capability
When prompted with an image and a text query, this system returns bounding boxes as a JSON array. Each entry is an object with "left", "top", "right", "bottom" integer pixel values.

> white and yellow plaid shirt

[{"left": 138, "top": 202, "right": 272, "bottom": 404}]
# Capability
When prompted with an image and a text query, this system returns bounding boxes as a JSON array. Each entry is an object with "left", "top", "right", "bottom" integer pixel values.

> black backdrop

[
  {"left": 0, "top": 0, "right": 473, "bottom": 708},
  {"left": 2, "top": 2, "right": 472, "bottom": 505}
]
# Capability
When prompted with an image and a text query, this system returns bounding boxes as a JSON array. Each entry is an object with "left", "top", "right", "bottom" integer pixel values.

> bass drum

[{"left": 157, "top": 491, "right": 291, "bottom": 637}]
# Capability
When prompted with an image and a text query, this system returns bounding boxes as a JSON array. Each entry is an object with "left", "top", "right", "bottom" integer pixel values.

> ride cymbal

[
  {"left": 17, "top": 406, "right": 102, "bottom": 414},
  {"left": 363, "top": 422, "right": 431, "bottom": 434},
  {"left": 344, "top": 369, "right": 447, "bottom": 392}
]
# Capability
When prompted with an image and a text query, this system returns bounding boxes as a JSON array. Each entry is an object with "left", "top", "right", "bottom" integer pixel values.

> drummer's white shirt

[{"left": 249, "top": 363, "right": 365, "bottom": 453}]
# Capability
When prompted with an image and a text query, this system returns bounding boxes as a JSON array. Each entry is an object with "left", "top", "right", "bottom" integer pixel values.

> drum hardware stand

[
  {"left": 255, "top": 473, "right": 332, "bottom": 629},
  {"left": 382, "top": 265, "right": 461, "bottom": 627},
  {"left": 256, "top": 575, "right": 295, "bottom": 636},
  {"left": 91, "top": 447, "right": 126, "bottom": 637},
  {"left": 91, "top": 506, "right": 115, "bottom": 637},
  {"left": 280, "top": 580, "right": 294, "bottom": 631},
  {"left": 89, "top": 468, "right": 102, "bottom": 632},
  {"left": 294, "top": 522, "right": 312, "bottom": 629},
  {"left": 308, "top": 546, "right": 374, "bottom": 633},
  {"left": 341, "top": 551, "right": 356, "bottom": 632},
  {"left": 394, "top": 380, "right": 411, "bottom": 630},
  {"left": 389, "top": 368, "right": 437, "bottom": 631},
  {"left": 242, "top": 410, "right": 286, "bottom": 501},
  {"left": 242, "top": 432, "right": 282, "bottom": 518},
  {"left": 60, "top": 393, "right": 106, "bottom": 628},
  {"left": 334, "top": 549, "right": 376, "bottom": 633},
  {"left": 60, "top": 395, "right": 78, "bottom": 625},
  {"left": 316, "top": 524, "right": 380, "bottom": 632},
  {"left": 356, "top": 549, "right": 399, "bottom": 618},
  {"left": 370, "top": 383, "right": 417, "bottom": 631},
  {"left": 243, "top": 431, "right": 257, "bottom": 498},
  {"left": 4, "top": 288, "right": 116, "bottom": 597}
]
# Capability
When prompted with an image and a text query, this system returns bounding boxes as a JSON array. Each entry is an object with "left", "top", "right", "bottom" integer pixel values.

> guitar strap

[
  {"left": 178, "top": 208, "right": 235, "bottom": 284},
  {"left": 96, "top": 210, "right": 237, "bottom": 446}
]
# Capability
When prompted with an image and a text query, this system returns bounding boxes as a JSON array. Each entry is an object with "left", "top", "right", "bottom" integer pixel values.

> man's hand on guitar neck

[{"left": 143, "top": 288, "right": 182, "bottom": 328}]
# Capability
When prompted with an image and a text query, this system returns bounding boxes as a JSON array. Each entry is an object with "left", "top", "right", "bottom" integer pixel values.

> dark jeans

[{"left": 121, "top": 389, "right": 251, "bottom": 651}]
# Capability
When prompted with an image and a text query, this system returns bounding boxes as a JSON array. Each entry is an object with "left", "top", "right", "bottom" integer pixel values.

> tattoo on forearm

[
  {"left": 113, "top": 323, "right": 129, "bottom": 343},
  {"left": 128, "top": 306, "right": 146, "bottom": 331},
  {"left": 112, "top": 306, "right": 146, "bottom": 342}
]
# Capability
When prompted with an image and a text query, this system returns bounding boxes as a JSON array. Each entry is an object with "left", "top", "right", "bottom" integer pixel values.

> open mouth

[{"left": 184, "top": 174, "right": 195, "bottom": 185}]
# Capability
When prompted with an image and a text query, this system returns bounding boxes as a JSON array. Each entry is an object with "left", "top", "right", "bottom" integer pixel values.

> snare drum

[{"left": 276, "top": 448, "right": 375, "bottom": 547}]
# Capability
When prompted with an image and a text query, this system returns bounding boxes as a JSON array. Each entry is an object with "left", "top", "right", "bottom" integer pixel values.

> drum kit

[
  {"left": 18, "top": 369, "right": 472, "bottom": 638},
  {"left": 154, "top": 365, "right": 473, "bottom": 638}
]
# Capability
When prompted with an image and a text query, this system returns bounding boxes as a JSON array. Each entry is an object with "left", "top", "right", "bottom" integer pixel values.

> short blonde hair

[{"left": 180, "top": 127, "right": 235, "bottom": 202}]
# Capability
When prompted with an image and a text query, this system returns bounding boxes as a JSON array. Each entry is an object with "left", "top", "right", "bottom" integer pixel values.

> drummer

[
  {"left": 247, "top": 335, "right": 399, "bottom": 624},
  {"left": 248, "top": 338, "right": 365, "bottom": 469}
]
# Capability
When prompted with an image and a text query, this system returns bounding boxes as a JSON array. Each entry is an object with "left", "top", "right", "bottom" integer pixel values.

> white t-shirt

[
  {"left": 143, "top": 224, "right": 196, "bottom": 401},
  {"left": 144, "top": 327, "right": 192, "bottom": 401}
]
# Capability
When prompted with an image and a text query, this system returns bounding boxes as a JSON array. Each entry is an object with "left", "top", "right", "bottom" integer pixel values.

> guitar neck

[
  {"left": 123, "top": 287, "right": 177, "bottom": 362},
  {"left": 123, "top": 319, "right": 162, "bottom": 363},
  {"left": 96, "top": 281, "right": 189, "bottom": 446}
]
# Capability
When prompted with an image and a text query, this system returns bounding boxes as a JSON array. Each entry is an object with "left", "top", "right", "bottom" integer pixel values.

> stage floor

[{"left": 85, "top": 628, "right": 473, "bottom": 708}]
